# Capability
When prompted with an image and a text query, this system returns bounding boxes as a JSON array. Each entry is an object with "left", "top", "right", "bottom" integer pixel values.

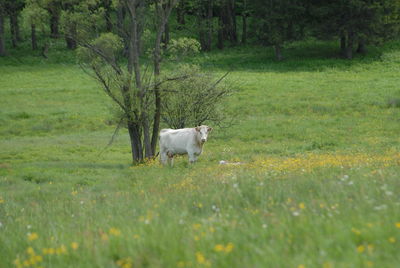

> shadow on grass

[
  {"left": 19, "top": 161, "right": 130, "bottom": 170},
  {"left": 189, "top": 40, "right": 400, "bottom": 73}
]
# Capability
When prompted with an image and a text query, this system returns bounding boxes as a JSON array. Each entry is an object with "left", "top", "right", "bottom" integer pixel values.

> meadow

[{"left": 1, "top": 41, "right": 400, "bottom": 268}]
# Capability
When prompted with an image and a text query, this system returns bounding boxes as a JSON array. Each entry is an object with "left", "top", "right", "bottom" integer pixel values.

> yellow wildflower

[
  {"left": 196, "top": 252, "right": 206, "bottom": 264},
  {"left": 27, "top": 247, "right": 35, "bottom": 255},
  {"left": 14, "top": 258, "right": 22, "bottom": 268},
  {"left": 366, "top": 261, "right": 373, "bottom": 267},
  {"left": 27, "top": 232, "right": 38, "bottom": 241},
  {"left": 299, "top": 203, "right": 306, "bottom": 209},
  {"left": 101, "top": 233, "right": 109, "bottom": 241},
  {"left": 357, "top": 245, "right": 365, "bottom": 253},
  {"left": 109, "top": 227, "right": 121, "bottom": 236},
  {"left": 396, "top": 222, "right": 400, "bottom": 228},
  {"left": 71, "top": 190, "right": 78, "bottom": 196},
  {"left": 298, "top": 265, "right": 305, "bottom": 268},
  {"left": 351, "top": 228, "right": 361, "bottom": 235},
  {"left": 323, "top": 262, "right": 332, "bottom": 268},
  {"left": 388, "top": 237, "right": 396, "bottom": 243},
  {"left": 56, "top": 244, "right": 67, "bottom": 255},
  {"left": 367, "top": 244, "right": 374, "bottom": 254},
  {"left": 192, "top": 223, "right": 202, "bottom": 230},
  {"left": 71, "top": 242, "right": 79, "bottom": 250},
  {"left": 0, "top": 197, "right": 4, "bottom": 204},
  {"left": 214, "top": 244, "right": 225, "bottom": 252},
  {"left": 34, "top": 255, "right": 43, "bottom": 262},
  {"left": 225, "top": 242, "right": 234, "bottom": 253},
  {"left": 194, "top": 235, "right": 200, "bottom": 241}
]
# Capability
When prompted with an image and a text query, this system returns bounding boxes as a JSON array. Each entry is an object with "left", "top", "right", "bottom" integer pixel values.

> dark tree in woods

[
  {"left": 3, "top": 0, "right": 25, "bottom": 48},
  {"left": 217, "top": 0, "right": 237, "bottom": 49},
  {"left": 44, "top": 0, "right": 62, "bottom": 38},
  {"left": 311, "top": 0, "right": 400, "bottom": 59},
  {"left": 22, "top": 0, "right": 49, "bottom": 50},
  {"left": 251, "top": 0, "right": 307, "bottom": 60},
  {"left": 196, "top": 0, "right": 213, "bottom": 51},
  {"left": 0, "top": 1, "right": 6, "bottom": 56}
]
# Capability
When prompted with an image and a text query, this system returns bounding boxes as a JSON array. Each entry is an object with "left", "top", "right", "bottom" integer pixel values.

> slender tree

[
  {"left": 0, "top": 2, "right": 6, "bottom": 56},
  {"left": 78, "top": 0, "right": 179, "bottom": 163},
  {"left": 22, "top": 0, "right": 49, "bottom": 50},
  {"left": 251, "top": 0, "right": 307, "bottom": 60}
]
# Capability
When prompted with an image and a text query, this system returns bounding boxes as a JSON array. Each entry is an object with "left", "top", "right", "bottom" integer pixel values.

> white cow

[{"left": 159, "top": 125, "right": 213, "bottom": 166}]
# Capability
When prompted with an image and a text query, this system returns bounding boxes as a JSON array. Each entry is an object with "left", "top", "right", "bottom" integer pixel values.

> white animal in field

[{"left": 159, "top": 125, "right": 213, "bottom": 166}]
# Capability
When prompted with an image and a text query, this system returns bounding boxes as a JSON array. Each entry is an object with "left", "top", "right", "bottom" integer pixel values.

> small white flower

[
  {"left": 212, "top": 205, "right": 220, "bottom": 212},
  {"left": 343, "top": 175, "right": 349, "bottom": 179},
  {"left": 144, "top": 219, "right": 150, "bottom": 224},
  {"left": 71, "top": 214, "right": 75, "bottom": 218},
  {"left": 259, "top": 182, "right": 264, "bottom": 186},
  {"left": 348, "top": 181, "right": 354, "bottom": 185},
  {"left": 179, "top": 219, "right": 184, "bottom": 225},
  {"left": 233, "top": 183, "right": 239, "bottom": 188},
  {"left": 374, "top": 205, "right": 387, "bottom": 211},
  {"left": 385, "top": 191, "right": 393, "bottom": 196},
  {"left": 27, "top": 225, "right": 32, "bottom": 229},
  {"left": 0, "top": 222, "right": 3, "bottom": 228},
  {"left": 262, "top": 224, "right": 268, "bottom": 229},
  {"left": 292, "top": 211, "right": 300, "bottom": 217},
  {"left": 80, "top": 201, "right": 84, "bottom": 205}
]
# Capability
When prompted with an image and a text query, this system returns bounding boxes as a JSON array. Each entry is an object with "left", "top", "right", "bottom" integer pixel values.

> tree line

[{"left": 1, "top": 0, "right": 400, "bottom": 59}]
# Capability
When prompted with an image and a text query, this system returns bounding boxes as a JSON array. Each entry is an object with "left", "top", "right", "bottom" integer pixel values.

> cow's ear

[
  {"left": 207, "top": 127, "right": 212, "bottom": 132},
  {"left": 195, "top": 126, "right": 200, "bottom": 132}
]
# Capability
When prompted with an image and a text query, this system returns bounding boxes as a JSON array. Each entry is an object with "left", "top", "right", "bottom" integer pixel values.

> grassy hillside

[{"left": 1, "top": 42, "right": 400, "bottom": 268}]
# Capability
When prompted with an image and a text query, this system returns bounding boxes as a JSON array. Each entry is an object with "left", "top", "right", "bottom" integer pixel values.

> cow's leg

[
  {"left": 188, "top": 152, "right": 197, "bottom": 164},
  {"left": 167, "top": 152, "right": 174, "bottom": 167},
  {"left": 160, "top": 148, "right": 168, "bottom": 165}
]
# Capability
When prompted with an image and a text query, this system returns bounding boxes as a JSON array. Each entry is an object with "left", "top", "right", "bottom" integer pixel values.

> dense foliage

[{"left": 1, "top": 0, "right": 400, "bottom": 59}]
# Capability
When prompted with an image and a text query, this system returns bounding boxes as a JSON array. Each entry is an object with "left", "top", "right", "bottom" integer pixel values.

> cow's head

[{"left": 195, "top": 125, "right": 213, "bottom": 144}]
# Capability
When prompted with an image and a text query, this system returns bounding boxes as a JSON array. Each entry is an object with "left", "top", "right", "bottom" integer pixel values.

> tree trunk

[
  {"left": 151, "top": 1, "right": 176, "bottom": 155},
  {"left": 242, "top": 14, "right": 247, "bottom": 44},
  {"left": 127, "top": 1, "right": 146, "bottom": 162},
  {"left": 345, "top": 31, "right": 354, "bottom": 59},
  {"left": 105, "top": 5, "right": 113, "bottom": 32},
  {"left": 15, "top": 14, "right": 22, "bottom": 42},
  {"left": 65, "top": 23, "right": 77, "bottom": 49},
  {"left": 198, "top": 7, "right": 207, "bottom": 51},
  {"left": 340, "top": 34, "right": 346, "bottom": 57},
  {"left": 127, "top": 121, "right": 142, "bottom": 164},
  {"left": 356, "top": 38, "right": 367, "bottom": 54},
  {"left": 151, "top": 27, "right": 164, "bottom": 157},
  {"left": 117, "top": 4, "right": 125, "bottom": 32},
  {"left": 206, "top": 0, "right": 213, "bottom": 51},
  {"left": 0, "top": 13, "right": 5, "bottom": 56},
  {"left": 10, "top": 13, "right": 18, "bottom": 48},
  {"left": 50, "top": 13, "right": 60, "bottom": 38},
  {"left": 162, "top": 22, "right": 170, "bottom": 49},
  {"left": 274, "top": 44, "right": 283, "bottom": 61},
  {"left": 217, "top": 15, "right": 224, "bottom": 49},
  {"left": 31, "top": 24, "right": 37, "bottom": 50},
  {"left": 229, "top": 0, "right": 237, "bottom": 44},
  {"left": 177, "top": 1, "right": 185, "bottom": 26}
]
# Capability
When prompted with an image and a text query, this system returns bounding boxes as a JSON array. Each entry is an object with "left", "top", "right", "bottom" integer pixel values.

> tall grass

[{"left": 1, "top": 41, "right": 400, "bottom": 267}]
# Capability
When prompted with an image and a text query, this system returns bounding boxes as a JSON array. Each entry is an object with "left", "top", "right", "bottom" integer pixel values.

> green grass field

[{"left": 1, "top": 41, "right": 400, "bottom": 268}]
